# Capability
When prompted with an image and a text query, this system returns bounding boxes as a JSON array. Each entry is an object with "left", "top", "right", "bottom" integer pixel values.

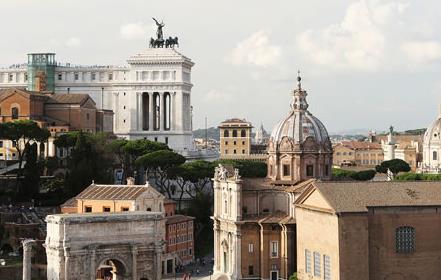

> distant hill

[
  {"left": 193, "top": 127, "right": 220, "bottom": 141},
  {"left": 404, "top": 128, "right": 426, "bottom": 135}
]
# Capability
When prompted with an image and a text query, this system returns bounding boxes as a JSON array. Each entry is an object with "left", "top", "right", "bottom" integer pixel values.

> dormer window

[{"left": 283, "top": 164, "right": 290, "bottom": 176}]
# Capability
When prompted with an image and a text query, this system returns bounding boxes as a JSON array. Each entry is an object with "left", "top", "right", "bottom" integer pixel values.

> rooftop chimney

[{"left": 126, "top": 177, "right": 135, "bottom": 186}]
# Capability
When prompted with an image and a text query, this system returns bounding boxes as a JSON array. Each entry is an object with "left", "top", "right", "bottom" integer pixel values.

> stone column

[
  {"left": 154, "top": 243, "right": 163, "bottom": 280},
  {"left": 136, "top": 92, "right": 142, "bottom": 131},
  {"left": 22, "top": 239, "right": 34, "bottom": 280},
  {"left": 234, "top": 233, "right": 242, "bottom": 279},
  {"left": 213, "top": 221, "right": 219, "bottom": 272},
  {"left": 64, "top": 248, "right": 70, "bottom": 280},
  {"left": 90, "top": 248, "right": 96, "bottom": 280},
  {"left": 149, "top": 92, "right": 154, "bottom": 131},
  {"left": 160, "top": 92, "right": 165, "bottom": 131},
  {"left": 132, "top": 245, "right": 138, "bottom": 280}
]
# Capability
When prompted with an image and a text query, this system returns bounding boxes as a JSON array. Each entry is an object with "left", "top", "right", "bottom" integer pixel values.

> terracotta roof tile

[
  {"left": 312, "top": 181, "right": 441, "bottom": 213},
  {"left": 76, "top": 184, "right": 149, "bottom": 200}
]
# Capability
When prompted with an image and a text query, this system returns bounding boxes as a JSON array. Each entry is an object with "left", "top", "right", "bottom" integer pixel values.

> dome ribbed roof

[
  {"left": 270, "top": 76, "right": 330, "bottom": 145},
  {"left": 424, "top": 115, "right": 441, "bottom": 146}
]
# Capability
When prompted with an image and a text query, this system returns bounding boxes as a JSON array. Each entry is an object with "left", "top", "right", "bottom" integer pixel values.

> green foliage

[
  {"left": 22, "top": 143, "right": 42, "bottom": 199},
  {"left": 395, "top": 172, "right": 441, "bottom": 181},
  {"left": 289, "top": 273, "right": 298, "bottom": 280},
  {"left": 215, "top": 159, "right": 267, "bottom": 178},
  {"left": 376, "top": 159, "right": 411, "bottom": 175},
  {"left": 136, "top": 149, "right": 186, "bottom": 171},
  {"left": 176, "top": 160, "right": 216, "bottom": 183},
  {"left": 332, "top": 168, "right": 376, "bottom": 181},
  {"left": 64, "top": 131, "right": 113, "bottom": 196}
]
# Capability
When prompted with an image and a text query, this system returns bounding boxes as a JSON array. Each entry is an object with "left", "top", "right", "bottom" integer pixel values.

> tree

[
  {"left": 136, "top": 150, "right": 186, "bottom": 198},
  {"left": 22, "top": 143, "right": 43, "bottom": 199},
  {"left": 106, "top": 139, "right": 169, "bottom": 181},
  {"left": 215, "top": 159, "right": 267, "bottom": 178},
  {"left": 332, "top": 168, "right": 376, "bottom": 181},
  {"left": 64, "top": 131, "right": 113, "bottom": 196},
  {"left": 376, "top": 159, "right": 410, "bottom": 176},
  {"left": 0, "top": 120, "right": 49, "bottom": 190}
]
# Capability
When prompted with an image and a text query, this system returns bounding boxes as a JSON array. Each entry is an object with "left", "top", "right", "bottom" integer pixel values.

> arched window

[
  {"left": 147, "top": 207, "right": 152, "bottom": 212},
  {"left": 433, "top": 151, "right": 438, "bottom": 161},
  {"left": 11, "top": 107, "right": 18, "bottom": 119},
  {"left": 241, "top": 129, "right": 246, "bottom": 137},
  {"left": 224, "top": 130, "right": 229, "bottom": 137},
  {"left": 396, "top": 226, "right": 415, "bottom": 253},
  {"left": 232, "top": 130, "right": 238, "bottom": 137}
]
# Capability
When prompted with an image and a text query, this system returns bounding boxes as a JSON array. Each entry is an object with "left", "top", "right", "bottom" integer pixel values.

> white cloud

[
  {"left": 204, "top": 89, "right": 233, "bottom": 102},
  {"left": 401, "top": 41, "right": 441, "bottom": 63},
  {"left": 65, "top": 37, "right": 81, "bottom": 47},
  {"left": 120, "top": 22, "right": 154, "bottom": 40},
  {"left": 296, "top": 0, "right": 409, "bottom": 71},
  {"left": 229, "top": 30, "right": 281, "bottom": 67}
]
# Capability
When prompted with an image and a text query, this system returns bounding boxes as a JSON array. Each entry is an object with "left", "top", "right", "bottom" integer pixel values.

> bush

[
  {"left": 215, "top": 159, "right": 267, "bottom": 178},
  {"left": 333, "top": 168, "right": 375, "bottom": 181},
  {"left": 395, "top": 172, "right": 441, "bottom": 181}
]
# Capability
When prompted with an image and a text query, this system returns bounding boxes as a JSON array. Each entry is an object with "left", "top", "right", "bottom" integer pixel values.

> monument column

[
  {"left": 132, "top": 245, "right": 138, "bottom": 279},
  {"left": 89, "top": 248, "right": 96, "bottom": 280},
  {"left": 149, "top": 92, "right": 154, "bottom": 131},
  {"left": 64, "top": 248, "right": 70, "bottom": 280},
  {"left": 171, "top": 92, "right": 176, "bottom": 131},
  {"left": 160, "top": 92, "right": 165, "bottom": 131},
  {"left": 22, "top": 239, "right": 34, "bottom": 280},
  {"left": 136, "top": 92, "right": 142, "bottom": 131},
  {"left": 154, "top": 243, "right": 162, "bottom": 280}
]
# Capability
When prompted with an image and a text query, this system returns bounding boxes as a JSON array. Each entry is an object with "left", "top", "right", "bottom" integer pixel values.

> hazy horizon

[{"left": 1, "top": 0, "right": 441, "bottom": 133}]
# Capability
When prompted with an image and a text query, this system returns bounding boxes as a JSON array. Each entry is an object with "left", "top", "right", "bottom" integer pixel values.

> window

[
  {"left": 233, "top": 141, "right": 236, "bottom": 145},
  {"left": 242, "top": 141, "right": 245, "bottom": 145},
  {"left": 225, "top": 150, "right": 228, "bottom": 154},
  {"left": 103, "top": 207, "right": 111, "bottom": 212},
  {"left": 232, "top": 130, "right": 238, "bottom": 137},
  {"left": 248, "top": 265, "right": 254, "bottom": 275},
  {"left": 224, "top": 200, "right": 228, "bottom": 214},
  {"left": 147, "top": 207, "right": 152, "bottom": 211},
  {"left": 325, "top": 164, "right": 329, "bottom": 176},
  {"left": 241, "top": 129, "right": 246, "bottom": 137},
  {"left": 305, "top": 249, "right": 311, "bottom": 273},
  {"left": 396, "top": 226, "right": 415, "bottom": 253},
  {"left": 248, "top": 243, "right": 254, "bottom": 253},
  {"left": 91, "top": 73, "right": 96, "bottom": 80},
  {"left": 313, "top": 251, "right": 321, "bottom": 277},
  {"left": 58, "top": 73, "right": 62, "bottom": 80},
  {"left": 84, "top": 206, "right": 92, "bottom": 212},
  {"left": 283, "top": 164, "right": 290, "bottom": 176},
  {"left": 224, "top": 130, "right": 229, "bottom": 137},
  {"left": 108, "top": 73, "right": 113, "bottom": 80},
  {"left": 323, "top": 255, "right": 331, "bottom": 280},
  {"left": 0, "top": 141, "right": 3, "bottom": 148},
  {"left": 270, "top": 241, "right": 278, "bottom": 258},
  {"left": 306, "top": 165, "right": 314, "bottom": 177},
  {"left": 433, "top": 151, "right": 438, "bottom": 161},
  {"left": 154, "top": 137, "right": 158, "bottom": 142},
  {"left": 12, "top": 141, "right": 17, "bottom": 147},
  {"left": 24, "top": 73, "right": 28, "bottom": 82},
  {"left": 121, "top": 207, "right": 129, "bottom": 211},
  {"left": 86, "top": 113, "right": 90, "bottom": 120},
  {"left": 11, "top": 107, "right": 19, "bottom": 119},
  {"left": 234, "top": 149, "right": 236, "bottom": 154},
  {"left": 8, "top": 74, "right": 13, "bottom": 82},
  {"left": 242, "top": 149, "right": 245, "bottom": 154},
  {"left": 225, "top": 141, "right": 228, "bottom": 145},
  {"left": 74, "top": 73, "right": 79, "bottom": 80},
  {"left": 165, "top": 137, "right": 168, "bottom": 144}
]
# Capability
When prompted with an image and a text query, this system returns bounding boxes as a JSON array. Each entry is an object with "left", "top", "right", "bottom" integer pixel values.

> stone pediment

[{"left": 279, "top": 137, "right": 294, "bottom": 152}]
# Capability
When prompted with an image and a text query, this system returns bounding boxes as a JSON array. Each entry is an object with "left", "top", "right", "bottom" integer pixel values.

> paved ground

[{"left": 163, "top": 255, "right": 214, "bottom": 280}]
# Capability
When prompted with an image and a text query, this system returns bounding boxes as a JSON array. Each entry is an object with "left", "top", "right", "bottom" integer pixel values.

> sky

[{"left": 1, "top": 0, "right": 441, "bottom": 134}]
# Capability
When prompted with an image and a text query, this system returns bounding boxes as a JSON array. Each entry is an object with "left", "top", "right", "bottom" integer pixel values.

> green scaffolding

[{"left": 27, "top": 53, "right": 56, "bottom": 92}]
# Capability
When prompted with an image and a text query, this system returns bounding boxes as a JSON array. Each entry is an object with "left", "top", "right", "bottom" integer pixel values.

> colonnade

[{"left": 136, "top": 92, "right": 174, "bottom": 132}]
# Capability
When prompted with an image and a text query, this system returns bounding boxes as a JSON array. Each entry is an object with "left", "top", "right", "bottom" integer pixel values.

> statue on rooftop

[{"left": 152, "top": 18, "right": 165, "bottom": 40}]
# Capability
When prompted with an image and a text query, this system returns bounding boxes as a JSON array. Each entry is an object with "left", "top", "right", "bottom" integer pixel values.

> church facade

[
  {"left": 0, "top": 25, "right": 194, "bottom": 153},
  {"left": 212, "top": 75, "right": 333, "bottom": 280}
]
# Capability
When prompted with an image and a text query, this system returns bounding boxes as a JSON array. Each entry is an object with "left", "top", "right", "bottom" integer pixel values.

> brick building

[
  {"left": 295, "top": 180, "right": 441, "bottom": 280},
  {"left": 60, "top": 179, "right": 195, "bottom": 276},
  {"left": 333, "top": 141, "right": 383, "bottom": 167},
  {"left": 0, "top": 87, "right": 113, "bottom": 159}
]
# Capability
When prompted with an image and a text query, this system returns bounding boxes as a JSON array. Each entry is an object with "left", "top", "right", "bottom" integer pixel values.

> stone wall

[{"left": 45, "top": 211, "right": 165, "bottom": 280}]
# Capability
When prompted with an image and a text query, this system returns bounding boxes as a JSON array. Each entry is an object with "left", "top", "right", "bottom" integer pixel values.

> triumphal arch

[{"left": 45, "top": 212, "right": 165, "bottom": 280}]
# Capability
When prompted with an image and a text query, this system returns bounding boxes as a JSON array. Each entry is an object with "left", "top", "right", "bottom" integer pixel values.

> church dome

[
  {"left": 421, "top": 108, "right": 441, "bottom": 172},
  {"left": 270, "top": 75, "right": 330, "bottom": 146},
  {"left": 423, "top": 116, "right": 441, "bottom": 146}
]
